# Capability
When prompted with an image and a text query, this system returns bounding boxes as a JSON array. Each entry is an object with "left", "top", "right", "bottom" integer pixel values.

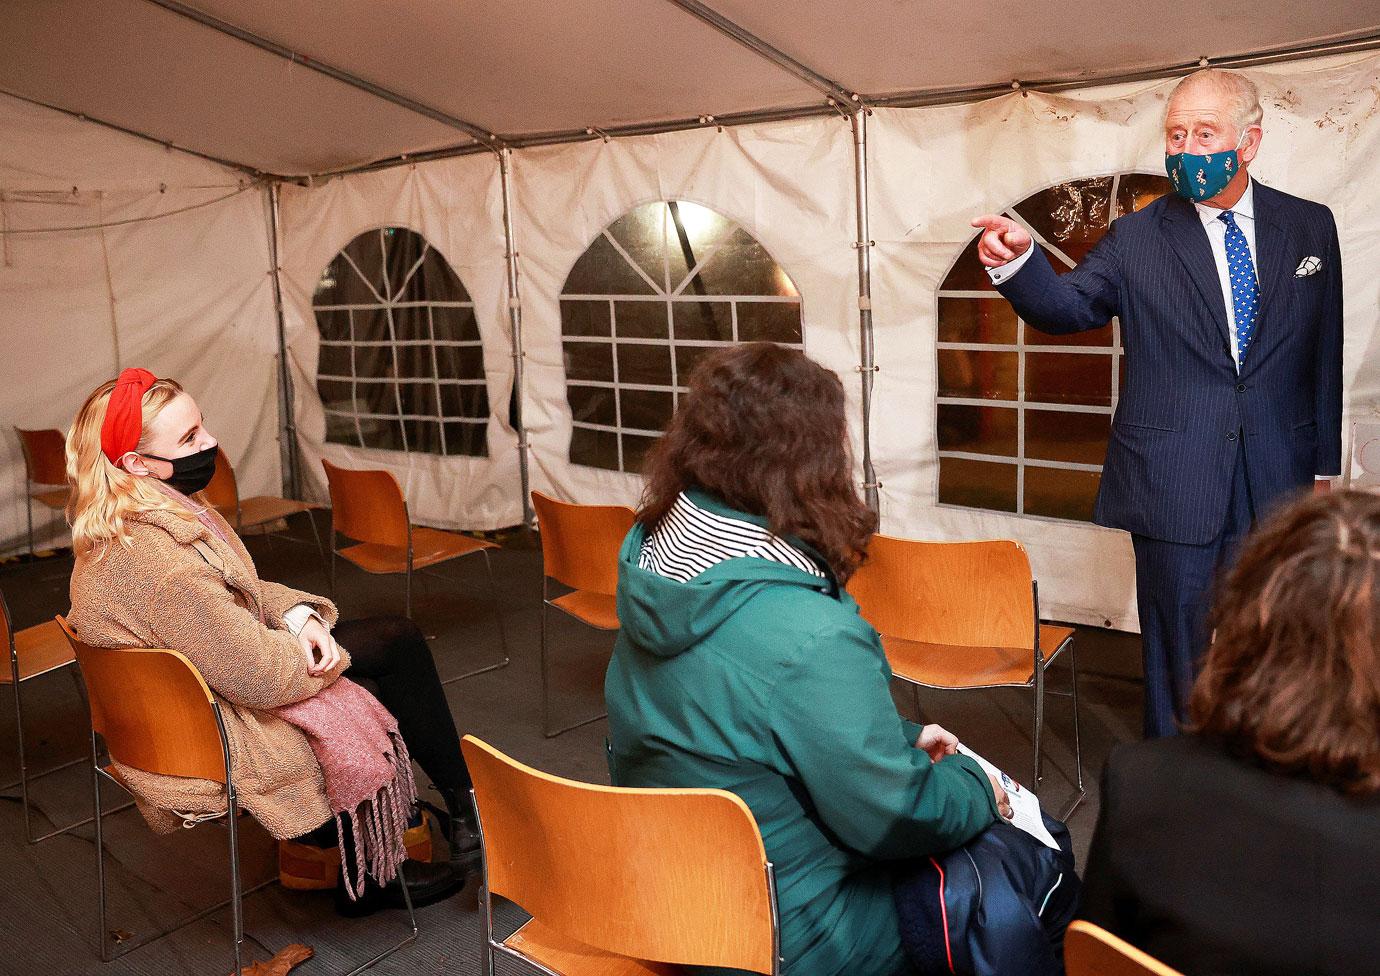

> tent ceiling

[
  {"left": 2, "top": 0, "right": 1377, "bottom": 177},
  {"left": 708, "top": 0, "right": 1380, "bottom": 101}
]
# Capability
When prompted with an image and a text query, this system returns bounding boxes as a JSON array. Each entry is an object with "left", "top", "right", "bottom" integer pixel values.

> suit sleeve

[
  {"left": 769, "top": 622, "right": 999, "bottom": 859},
  {"left": 148, "top": 555, "right": 349, "bottom": 710},
  {"left": 996, "top": 221, "right": 1123, "bottom": 335},
  {"left": 1316, "top": 214, "right": 1344, "bottom": 477}
]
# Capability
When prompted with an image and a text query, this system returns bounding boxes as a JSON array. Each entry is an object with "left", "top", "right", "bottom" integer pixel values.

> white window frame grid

[
  {"left": 562, "top": 203, "right": 803, "bottom": 473},
  {"left": 312, "top": 227, "right": 488, "bottom": 458},
  {"left": 935, "top": 174, "right": 1150, "bottom": 522}
]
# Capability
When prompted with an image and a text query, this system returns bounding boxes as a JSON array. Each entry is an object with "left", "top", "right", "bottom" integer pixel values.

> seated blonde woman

[{"left": 65, "top": 368, "right": 477, "bottom": 915}]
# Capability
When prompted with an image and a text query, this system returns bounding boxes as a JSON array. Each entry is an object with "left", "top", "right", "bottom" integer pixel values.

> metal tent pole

[
  {"left": 267, "top": 183, "right": 301, "bottom": 499},
  {"left": 850, "top": 109, "right": 880, "bottom": 515},
  {"left": 498, "top": 150, "right": 534, "bottom": 527}
]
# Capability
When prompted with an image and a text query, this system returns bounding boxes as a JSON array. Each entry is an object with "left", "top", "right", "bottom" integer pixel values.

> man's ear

[{"left": 1240, "top": 125, "right": 1263, "bottom": 164}]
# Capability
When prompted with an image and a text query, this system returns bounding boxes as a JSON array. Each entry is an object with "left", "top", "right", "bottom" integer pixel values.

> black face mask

[{"left": 145, "top": 444, "right": 218, "bottom": 495}]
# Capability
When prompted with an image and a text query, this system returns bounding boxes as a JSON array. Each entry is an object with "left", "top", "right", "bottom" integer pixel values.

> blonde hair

[
  {"left": 1168, "top": 69, "right": 1264, "bottom": 137},
  {"left": 66, "top": 376, "right": 200, "bottom": 555}
]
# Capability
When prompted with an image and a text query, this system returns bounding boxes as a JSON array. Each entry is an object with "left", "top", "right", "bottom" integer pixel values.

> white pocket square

[{"left": 1295, "top": 256, "right": 1322, "bottom": 277}]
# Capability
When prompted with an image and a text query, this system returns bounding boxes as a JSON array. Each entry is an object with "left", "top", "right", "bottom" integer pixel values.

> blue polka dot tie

[{"left": 1219, "top": 210, "right": 1259, "bottom": 365}]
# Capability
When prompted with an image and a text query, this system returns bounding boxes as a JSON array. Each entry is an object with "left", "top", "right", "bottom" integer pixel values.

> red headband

[{"left": 100, "top": 368, "right": 158, "bottom": 465}]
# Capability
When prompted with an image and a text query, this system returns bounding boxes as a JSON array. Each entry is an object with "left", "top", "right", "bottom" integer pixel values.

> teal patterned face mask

[{"left": 1165, "top": 131, "right": 1247, "bottom": 201}]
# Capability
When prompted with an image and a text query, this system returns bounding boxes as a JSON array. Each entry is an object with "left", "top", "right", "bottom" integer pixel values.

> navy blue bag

[{"left": 893, "top": 811, "right": 1080, "bottom": 976}]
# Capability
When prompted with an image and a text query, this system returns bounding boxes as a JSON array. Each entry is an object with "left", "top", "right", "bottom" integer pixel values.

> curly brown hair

[
  {"left": 1189, "top": 490, "right": 1380, "bottom": 796},
  {"left": 637, "top": 343, "right": 877, "bottom": 581}
]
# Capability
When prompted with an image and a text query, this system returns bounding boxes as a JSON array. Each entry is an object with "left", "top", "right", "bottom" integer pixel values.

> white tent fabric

[
  {"left": 276, "top": 158, "right": 524, "bottom": 530},
  {"left": 0, "top": 92, "right": 280, "bottom": 555},
  {"left": 2, "top": 0, "right": 1376, "bottom": 175},
  {"left": 508, "top": 118, "right": 862, "bottom": 511}
]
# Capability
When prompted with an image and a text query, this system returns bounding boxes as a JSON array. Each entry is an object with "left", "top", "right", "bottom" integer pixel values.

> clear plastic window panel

[
  {"left": 312, "top": 227, "right": 489, "bottom": 458},
  {"left": 935, "top": 174, "right": 1172, "bottom": 521},
  {"left": 560, "top": 201, "right": 803, "bottom": 473}
]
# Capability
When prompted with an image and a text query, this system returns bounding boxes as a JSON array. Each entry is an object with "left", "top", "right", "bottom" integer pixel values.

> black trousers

[{"left": 296, "top": 615, "right": 467, "bottom": 846}]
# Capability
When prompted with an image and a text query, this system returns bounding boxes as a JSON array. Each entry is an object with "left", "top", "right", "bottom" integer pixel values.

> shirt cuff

[
  {"left": 985, "top": 244, "right": 1035, "bottom": 285},
  {"left": 1315, "top": 476, "right": 1333, "bottom": 481},
  {"left": 282, "top": 603, "right": 325, "bottom": 637}
]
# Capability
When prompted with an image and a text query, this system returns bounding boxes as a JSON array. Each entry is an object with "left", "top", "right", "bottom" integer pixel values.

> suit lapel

[
  {"left": 1246, "top": 183, "right": 1292, "bottom": 368},
  {"left": 1161, "top": 194, "right": 1231, "bottom": 349}
]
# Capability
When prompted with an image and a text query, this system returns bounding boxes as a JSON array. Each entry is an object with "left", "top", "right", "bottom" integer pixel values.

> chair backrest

[
  {"left": 15, "top": 427, "right": 67, "bottom": 486},
  {"left": 531, "top": 490, "right": 635, "bottom": 596},
  {"left": 1064, "top": 921, "right": 1185, "bottom": 976},
  {"left": 848, "top": 534, "right": 1035, "bottom": 648},
  {"left": 57, "top": 616, "right": 229, "bottom": 783},
  {"left": 202, "top": 447, "right": 240, "bottom": 516},
  {"left": 322, "top": 459, "right": 410, "bottom": 548},
  {"left": 462, "top": 735, "right": 778, "bottom": 974}
]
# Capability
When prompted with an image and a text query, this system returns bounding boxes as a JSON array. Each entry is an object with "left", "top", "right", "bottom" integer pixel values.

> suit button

[
  {"left": 1227, "top": 431, "right": 1238, "bottom": 441},
  {"left": 1236, "top": 383, "right": 1247, "bottom": 393}
]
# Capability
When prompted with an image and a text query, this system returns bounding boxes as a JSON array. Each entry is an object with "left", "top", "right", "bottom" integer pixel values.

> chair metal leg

[
  {"left": 1058, "top": 640, "right": 1087, "bottom": 821},
  {"left": 304, "top": 509, "right": 328, "bottom": 577},
  {"left": 1032, "top": 657, "right": 1046, "bottom": 791},
  {"left": 92, "top": 731, "right": 110, "bottom": 962},
  {"left": 6, "top": 661, "right": 130, "bottom": 844},
  {"left": 25, "top": 494, "right": 35, "bottom": 559},
  {"left": 404, "top": 560, "right": 413, "bottom": 620},
  {"left": 439, "top": 550, "right": 511, "bottom": 686},
  {"left": 226, "top": 784, "right": 245, "bottom": 976},
  {"left": 539, "top": 598, "right": 552, "bottom": 736},
  {"left": 329, "top": 539, "right": 338, "bottom": 600}
]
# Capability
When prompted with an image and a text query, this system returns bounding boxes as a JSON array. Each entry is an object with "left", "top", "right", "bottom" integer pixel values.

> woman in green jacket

[{"left": 605, "top": 343, "right": 1010, "bottom": 976}]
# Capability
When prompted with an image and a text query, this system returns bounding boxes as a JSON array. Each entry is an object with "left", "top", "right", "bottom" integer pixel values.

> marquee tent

[{"left": 3, "top": 0, "right": 1379, "bottom": 630}]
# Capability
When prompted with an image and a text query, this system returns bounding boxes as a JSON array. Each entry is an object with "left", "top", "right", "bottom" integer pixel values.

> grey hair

[{"left": 1168, "top": 69, "right": 1264, "bottom": 136}]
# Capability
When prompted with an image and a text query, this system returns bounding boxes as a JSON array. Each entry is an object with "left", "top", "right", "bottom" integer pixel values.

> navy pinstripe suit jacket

[{"left": 997, "top": 182, "right": 1343, "bottom": 545}]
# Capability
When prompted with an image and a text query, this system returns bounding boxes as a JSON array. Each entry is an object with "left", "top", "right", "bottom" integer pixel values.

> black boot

[{"left": 437, "top": 787, "right": 482, "bottom": 866}]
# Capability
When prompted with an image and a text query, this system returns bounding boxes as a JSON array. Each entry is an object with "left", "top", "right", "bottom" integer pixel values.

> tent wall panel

[
  {"left": 277, "top": 156, "right": 522, "bottom": 531},
  {"left": 508, "top": 116, "right": 864, "bottom": 511},
  {"left": 0, "top": 94, "right": 279, "bottom": 557}
]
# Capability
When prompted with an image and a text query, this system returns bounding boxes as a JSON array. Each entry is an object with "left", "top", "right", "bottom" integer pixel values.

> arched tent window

[
  {"left": 312, "top": 227, "right": 489, "bottom": 457},
  {"left": 560, "top": 201, "right": 802, "bottom": 473},
  {"left": 936, "top": 174, "right": 1171, "bottom": 521}
]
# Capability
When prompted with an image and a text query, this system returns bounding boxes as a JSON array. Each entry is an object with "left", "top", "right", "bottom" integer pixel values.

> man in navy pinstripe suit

[{"left": 972, "top": 69, "right": 1344, "bottom": 738}]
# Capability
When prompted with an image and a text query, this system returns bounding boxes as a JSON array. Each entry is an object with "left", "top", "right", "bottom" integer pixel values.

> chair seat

[
  {"left": 237, "top": 495, "right": 318, "bottom": 531},
  {"left": 550, "top": 589, "right": 619, "bottom": 630},
  {"left": 2, "top": 620, "right": 76, "bottom": 684},
  {"left": 339, "top": 526, "right": 495, "bottom": 574},
  {"left": 30, "top": 487, "right": 68, "bottom": 510},
  {"left": 883, "top": 624, "right": 1075, "bottom": 689},
  {"left": 505, "top": 918, "right": 682, "bottom": 976}
]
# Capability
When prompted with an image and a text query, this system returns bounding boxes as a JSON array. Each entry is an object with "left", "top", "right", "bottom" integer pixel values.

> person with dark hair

[
  {"left": 604, "top": 343, "right": 1016, "bottom": 976},
  {"left": 1080, "top": 490, "right": 1380, "bottom": 974}
]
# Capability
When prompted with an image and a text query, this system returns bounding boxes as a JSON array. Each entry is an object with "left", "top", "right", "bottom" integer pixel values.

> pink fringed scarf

[{"left": 272, "top": 678, "right": 418, "bottom": 898}]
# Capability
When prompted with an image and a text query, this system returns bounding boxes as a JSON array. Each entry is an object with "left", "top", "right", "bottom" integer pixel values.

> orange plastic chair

[
  {"left": 58, "top": 617, "right": 418, "bottom": 972},
  {"left": 14, "top": 427, "right": 70, "bottom": 557},
  {"left": 1065, "top": 921, "right": 1185, "bottom": 976},
  {"left": 531, "top": 490, "right": 635, "bottom": 736},
  {"left": 462, "top": 735, "right": 781, "bottom": 976},
  {"left": 203, "top": 447, "right": 325, "bottom": 561},
  {"left": 848, "top": 535, "right": 1084, "bottom": 813},
  {"left": 0, "top": 586, "right": 123, "bottom": 842},
  {"left": 322, "top": 459, "right": 509, "bottom": 683}
]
